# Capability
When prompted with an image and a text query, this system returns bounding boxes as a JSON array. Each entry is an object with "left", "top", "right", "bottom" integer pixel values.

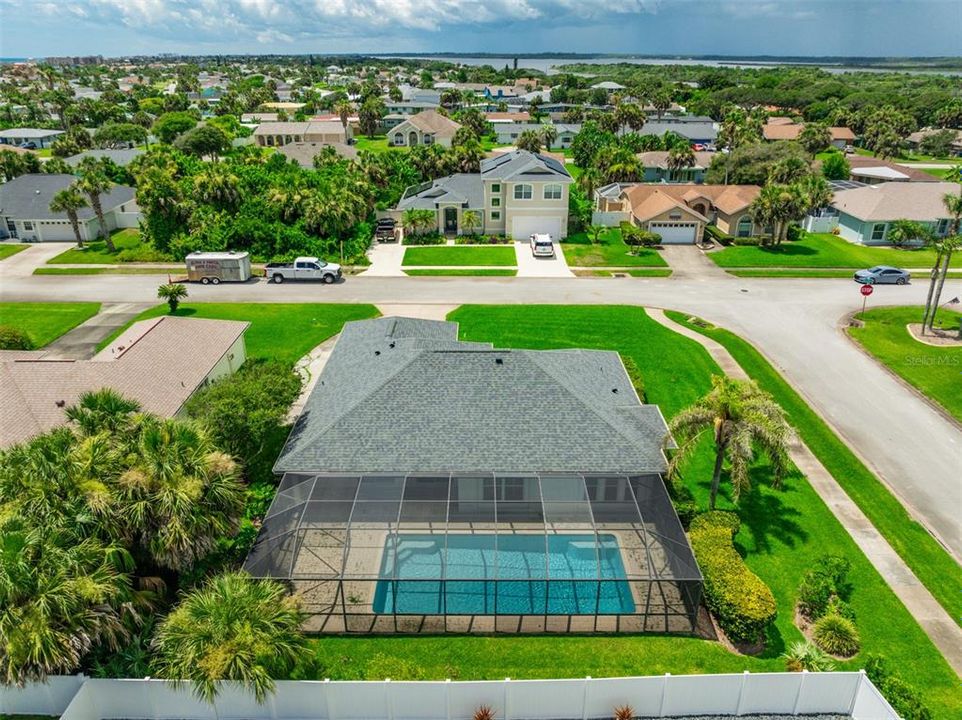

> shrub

[
  {"left": 455, "top": 234, "right": 512, "bottom": 245},
  {"left": 613, "top": 706, "right": 634, "bottom": 720},
  {"left": 812, "top": 613, "right": 861, "bottom": 656},
  {"left": 689, "top": 511, "right": 777, "bottom": 644},
  {"left": 620, "top": 355, "right": 645, "bottom": 402},
  {"left": 864, "top": 655, "right": 932, "bottom": 720},
  {"left": 619, "top": 222, "right": 661, "bottom": 249},
  {"left": 781, "top": 640, "right": 835, "bottom": 672},
  {"left": 797, "top": 554, "right": 852, "bottom": 621},
  {"left": 703, "top": 225, "right": 732, "bottom": 245},
  {"left": 786, "top": 224, "right": 804, "bottom": 242},
  {"left": 0, "top": 325, "right": 33, "bottom": 350},
  {"left": 473, "top": 706, "right": 496, "bottom": 720},
  {"left": 732, "top": 236, "right": 763, "bottom": 246},
  {"left": 403, "top": 232, "right": 445, "bottom": 246}
]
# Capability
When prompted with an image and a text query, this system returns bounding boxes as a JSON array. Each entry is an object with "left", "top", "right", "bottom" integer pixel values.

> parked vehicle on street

[
  {"left": 185, "top": 251, "right": 252, "bottom": 284},
  {"left": 854, "top": 265, "right": 910, "bottom": 285},
  {"left": 375, "top": 218, "right": 398, "bottom": 243},
  {"left": 529, "top": 233, "right": 555, "bottom": 257},
  {"left": 265, "top": 256, "right": 342, "bottom": 284}
]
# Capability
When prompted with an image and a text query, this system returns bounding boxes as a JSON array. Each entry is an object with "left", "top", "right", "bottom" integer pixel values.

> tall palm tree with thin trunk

[
  {"left": 334, "top": 100, "right": 354, "bottom": 137},
  {"left": 77, "top": 157, "right": 115, "bottom": 251},
  {"left": 540, "top": 125, "right": 558, "bottom": 151},
  {"left": 150, "top": 572, "right": 309, "bottom": 702},
  {"left": 922, "top": 191, "right": 962, "bottom": 332},
  {"left": 666, "top": 144, "right": 696, "bottom": 182},
  {"left": 48, "top": 184, "right": 89, "bottom": 248},
  {"left": 669, "top": 376, "right": 792, "bottom": 509}
]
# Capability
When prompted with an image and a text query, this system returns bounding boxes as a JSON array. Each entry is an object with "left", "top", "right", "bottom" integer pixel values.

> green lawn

[
  {"left": 0, "top": 244, "right": 28, "bottom": 261},
  {"left": 402, "top": 246, "right": 517, "bottom": 267},
  {"left": 665, "top": 310, "right": 962, "bottom": 631},
  {"left": 710, "top": 232, "right": 958, "bottom": 269},
  {"left": 0, "top": 302, "right": 101, "bottom": 348},
  {"left": 96, "top": 303, "right": 379, "bottom": 364},
  {"left": 35, "top": 267, "right": 180, "bottom": 276},
  {"left": 561, "top": 229, "right": 668, "bottom": 268},
  {"left": 306, "top": 306, "right": 957, "bottom": 716},
  {"left": 727, "top": 268, "right": 962, "bottom": 279},
  {"left": 848, "top": 306, "right": 962, "bottom": 423},
  {"left": 353, "top": 135, "right": 393, "bottom": 153},
  {"left": 47, "top": 229, "right": 172, "bottom": 264},
  {"left": 404, "top": 269, "right": 517, "bottom": 276}
]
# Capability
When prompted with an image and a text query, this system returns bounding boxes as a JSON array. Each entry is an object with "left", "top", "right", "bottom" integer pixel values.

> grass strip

[{"left": 404, "top": 269, "right": 517, "bottom": 277}]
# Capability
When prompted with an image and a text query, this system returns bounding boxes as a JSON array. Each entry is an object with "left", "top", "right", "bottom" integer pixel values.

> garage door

[
  {"left": 510, "top": 216, "right": 563, "bottom": 241},
  {"left": 649, "top": 222, "right": 698, "bottom": 244}
]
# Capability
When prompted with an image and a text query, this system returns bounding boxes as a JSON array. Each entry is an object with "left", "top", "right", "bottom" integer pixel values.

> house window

[
  {"left": 393, "top": 133, "right": 403, "bottom": 144},
  {"left": 937, "top": 219, "right": 949, "bottom": 235},
  {"left": 424, "top": 135, "right": 434, "bottom": 145},
  {"left": 491, "top": 184, "right": 501, "bottom": 193},
  {"left": 871, "top": 223, "right": 886, "bottom": 242},
  {"left": 544, "top": 184, "right": 562, "bottom": 200},
  {"left": 23, "top": 221, "right": 33, "bottom": 230},
  {"left": 737, "top": 216, "right": 753, "bottom": 238},
  {"left": 490, "top": 210, "right": 501, "bottom": 221},
  {"left": 514, "top": 184, "right": 533, "bottom": 200},
  {"left": 491, "top": 197, "right": 501, "bottom": 208}
]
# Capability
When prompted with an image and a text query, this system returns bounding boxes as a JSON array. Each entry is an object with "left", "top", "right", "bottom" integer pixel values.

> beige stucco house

[
  {"left": 253, "top": 120, "right": 351, "bottom": 147},
  {"left": 397, "top": 150, "right": 573, "bottom": 239},
  {"left": 389, "top": 110, "right": 461, "bottom": 148},
  {"left": 595, "top": 183, "right": 761, "bottom": 243}
]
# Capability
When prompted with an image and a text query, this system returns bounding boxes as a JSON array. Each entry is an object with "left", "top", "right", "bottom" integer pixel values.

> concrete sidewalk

[
  {"left": 648, "top": 307, "right": 962, "bottom": 677},
  {"left": 42, "top": 302, "right": 154, "bottom": 360}
]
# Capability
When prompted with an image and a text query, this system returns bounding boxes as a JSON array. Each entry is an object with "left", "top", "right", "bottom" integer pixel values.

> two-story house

[{"left": 397, "top": 150, "right": 573, "bottom": 240}]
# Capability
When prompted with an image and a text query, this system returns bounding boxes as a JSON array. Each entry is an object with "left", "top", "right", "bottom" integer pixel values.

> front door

[
  {"left": 5, "top": 219, "right": 17, "bottom": 239},
  {"left": 444, "top": 207, "right": 458, "bottom": 234}
]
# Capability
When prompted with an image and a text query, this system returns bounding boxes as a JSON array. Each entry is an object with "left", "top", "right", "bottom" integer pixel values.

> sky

[{"left": 0, "top": 0, "right": 959, "bottom": 59}]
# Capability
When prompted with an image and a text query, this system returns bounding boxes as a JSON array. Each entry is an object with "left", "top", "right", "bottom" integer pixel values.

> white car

[{"left": 529, "top": 233, "right": 555, "bottom": 257}]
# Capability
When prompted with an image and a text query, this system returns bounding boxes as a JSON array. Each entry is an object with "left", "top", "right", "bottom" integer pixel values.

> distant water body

[{"left": 389, "top": 55, "right": 961, "bottom": 76}]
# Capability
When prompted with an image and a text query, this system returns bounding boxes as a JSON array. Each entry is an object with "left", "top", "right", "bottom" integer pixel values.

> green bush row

[
  {"left": 619, "top": 221, "right": 661, "bottom": 247},
  {"left": 404, "top": 232, "right": 445, "bottom": 246},
  {"left": 454, "top": 234, "right": 513, "bottom": 245},
  {"left": 0, "top": 325, "right": 33, "bottom": 350},
  {"left": 689, "top": 511, "right": 778, "bottom": 644}
]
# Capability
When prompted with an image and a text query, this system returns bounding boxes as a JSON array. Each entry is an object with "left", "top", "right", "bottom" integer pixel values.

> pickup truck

[
  {"left": 375, "top": 218, "right": 398, "bottom": 243},
  {"left": 265, "top": 257, "right": 342, "bottom": 284}
]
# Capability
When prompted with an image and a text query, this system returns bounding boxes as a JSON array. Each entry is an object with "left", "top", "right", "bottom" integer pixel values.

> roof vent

[
  {"left": 374, "top": 350, "right": 381, "bottom": 356},
  {"left": 495, "top": 358, "right": 503, "bottom": 365},
  {"left": 389, "top": 342, "right": 396, "bottom": 349},
  {"left": 612, "top": 388, "right": 619, "bottom": 394},
  {"left": 55, "top": 400, "right": 65, "bottom": 408}
]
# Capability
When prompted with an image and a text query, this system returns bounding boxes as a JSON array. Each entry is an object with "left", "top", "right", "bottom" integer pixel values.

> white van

[{"left": 529, "top": 233, "right": 555, "bottom": 258}]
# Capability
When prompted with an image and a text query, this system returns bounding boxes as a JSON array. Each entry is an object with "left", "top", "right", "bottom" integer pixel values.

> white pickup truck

[{"left": 265, "top": 257, "right": 342, "bottom": 284}]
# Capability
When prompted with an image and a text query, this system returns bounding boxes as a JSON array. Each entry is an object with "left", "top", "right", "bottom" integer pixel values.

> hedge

[
  {"left": 689, "top": 511, "right": 778, "bottom": 644},
  {"left": 0, "top": 325, "right": 33, "bottom": 350}
]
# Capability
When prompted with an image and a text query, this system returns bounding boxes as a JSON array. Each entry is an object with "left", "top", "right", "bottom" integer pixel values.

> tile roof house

[
  {"left": 253, "top": 120, "right": 350, "bottom": 147},
  {"left": 905, "top": 128, "right": 962, "bottom": 157},
  {"left": 397, "top": 149, "right": 572, "bottom": 239},
  {"left": 388, "top": 110, "right": 462, "bottom": 148},
  {"left": 595, "top": 183, "right": 761, "bottom": 243},
  {"left": 762, "top": 121, "right": 856, "bottom": 148},
  {"left": 828, "top": 182, "right": 958, "bottom": 245},
  {"left": 0, "top": 316, "right": 248, "bottom": 448},
  {"left": 637, "top": 151, "right": 716, "bottom": 184},
  {"left": 841, "top": 155, "right": 940, "bottom": 184},
  {"left": 0, "top": 174, "right": 140, "bottom": 242},
  {"left": 276, "top": 141, "right": 358, "bottom": 168}
]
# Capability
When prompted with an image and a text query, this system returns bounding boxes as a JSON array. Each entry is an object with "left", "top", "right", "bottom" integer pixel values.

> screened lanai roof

[{"left": 243, "top": 472, "right": 701, "bottom": 584}]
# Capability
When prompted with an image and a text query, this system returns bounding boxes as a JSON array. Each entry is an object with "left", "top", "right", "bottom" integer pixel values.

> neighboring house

[
  {"left": 0, "top": 174, "right": 140, "bottom": 242},
  {"left": 637, "top": 150, "right": 716, "bottom": 183},
  {"left": 494, "top": 123, "right": 580, "bottom": 148},
  {"left": 0, "top": 316, "right": 248, "bottom": 448},
  {"left": 244, "top": 316, "right": 697, "bottom": 634},
  {"left": 385, "top": 100, "right": 440, "bottom": 117},
  {"left": 389, "top": 110, "right": 461, "bottom": 148},
  {"left": 276, "top": 141, "right": 358, "bottom": 168},
  {"left": 636, "top": 120, "right": 717, "bottom": 145},
  {"left": 595, "top": 182, "right": 761, "bottom": 243},
  {"left": 905, "top": 128, "right": 962, "bottom": 157},
  {"left": 485, "top": 111, "right": 532, "bottom": 124},
  {"left": 253, "top": 120, "right": 351, "bottom": 148},
  {"left": 762, "top": 121, "right": 856, "bottom": 149},
  {"left": 397, "top": 149, "right": 573, "bottom": 239},
  {"left": 822, "top": 181, "right": 957, "bottom": 245},
  {"left": 241, "top": 112, "right": 279, "bottom": 124},
  {"left": 846, "top": 155, "right": 941, "bottom": 184},
  {"left": 0, "top": 128, "right": 64, "bottom": 148},
  {"left": 591, "top": 81, "right": 626, "bottom": 92},
  {"left": 65, "top": 147, "right": 145, "bottom": 168}
]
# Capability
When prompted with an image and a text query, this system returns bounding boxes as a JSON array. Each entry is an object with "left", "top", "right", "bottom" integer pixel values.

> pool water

[{"left": 372, "top": 534, "right": 635, "bottom": 615}]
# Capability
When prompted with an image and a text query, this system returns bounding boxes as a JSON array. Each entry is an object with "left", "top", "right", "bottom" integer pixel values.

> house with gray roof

[
  {"left": 637, "top": 120, "right": 717, "bottom": 145},
  {"left": 494, "top": 123, "right": 581, "bottom": 149},
  {"left": 65, "top": 147, "right": 145, "bottom": 168},
  {"left": 397, "top": 149, "right": 573, "bottom": 239},
  {"left": 0, "top": 174, "right": 140, "bottom": 243},
  {"left": 0, "top": 128, "right": 64, "bottom": 149},
  {"left": 248, "top": 316, "right": 700, "bottom": 635}
]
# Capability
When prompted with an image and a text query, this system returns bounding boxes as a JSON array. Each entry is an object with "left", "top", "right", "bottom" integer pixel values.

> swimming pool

[{"left": 373, "top": 533, "right": 635, "bottom": 615}]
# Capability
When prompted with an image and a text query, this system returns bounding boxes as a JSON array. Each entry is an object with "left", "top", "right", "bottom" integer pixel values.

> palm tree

[
  {"left": 887, "top": 219, "right": 932, "bottom": 248},
  {"left": 48, "top": 184, "right": 89, "bottom": 248},
  {"left": 334, "top": 100, "right": 354, "bottom": 136},
  {"left": 402, "top": 208, "right": 437, "bottom": 237},
  {"left": 0, "top": 519, "right": 138, "bottom": 685},
  {"left": 157, "top": 283, "right": 188, "bottom": 314},
  {"left": 540, "top": 125, "right": 558, "bottom": 151},
  {"left": 77, "top": 158, "right": 115, "bottom": 251},
  {"left": 750, "top": 184, "right": 807, "bottom": 246},
  {"left": 116, "top": 416, "right": 244, "bottom": 573},
  {"left": 666, "top": 144, "right": 696, "bottom": 182},
  {"left": 798, "top": 123, "right": 833, "bottom": 157},
  {"left": 461, "top": 209, "right": 481, "bottom": 236},
  {"left": 669, "top": 375, "right": 792, "bottom": 509},
  {"left": 193, "top": 167, "right": 241, "bottom": 210},
  {"left": 150, "top": 572, "right": 309, "bottom": 702},
  {"left": 65, "top": 389, "right": 141, "bottom": 437},
  {"left": 922, "top": 191, "right": 962, "bottom": 332},
  {"left": 516, "top": 129, "right": 543, "bottom": 153},
  {"left": 577, "top": 165, "right": 604, "bottom": 199},
  {"left": 267, "top": 183, "right": 309, "bottom": 222}
]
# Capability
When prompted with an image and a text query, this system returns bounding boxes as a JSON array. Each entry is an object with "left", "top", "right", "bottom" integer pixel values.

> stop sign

[{"left": 860, "top": 284, "right": 874, "bottom": 297}]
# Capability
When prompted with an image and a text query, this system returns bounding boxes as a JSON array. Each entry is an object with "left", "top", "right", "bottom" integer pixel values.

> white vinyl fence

[
  {"left": 591, "top": 211, "right": 630, "bottom": 227},
  {"left": 1, "top": 672, "right": 899, "bottom": 720}
]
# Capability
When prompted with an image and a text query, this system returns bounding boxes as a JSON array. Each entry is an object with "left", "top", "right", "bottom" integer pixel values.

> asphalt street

[{"left": 2, "top": 264, "right": 960, "bottom": 558}]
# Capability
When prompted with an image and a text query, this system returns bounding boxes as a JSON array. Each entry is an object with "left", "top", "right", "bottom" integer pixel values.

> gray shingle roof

[
  {"left": 480, "top": 150, "right": 573, "bottom": 182},
  {"left": 397, "top": 173, "right": 484, "bottom": 210},
  {"left": 639, "top": 121, "right": 717, "bottom": 141},
  {"left": 274, "top": 317, "right": 671, "bottom": 474},
  {"left": 0, "top": 174, "right": 136, "bottom": 221},
  {"left": 65, "top": 148, "right": 145, "bottom": 168}
]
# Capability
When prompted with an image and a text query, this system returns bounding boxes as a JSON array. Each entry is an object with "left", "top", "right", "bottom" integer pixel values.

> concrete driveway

[
  {"left": 514, "top": 240, "right": 573, "bottom": 277},
  {"left": 2, "top": 271, "right": 960, "bottom": 558}
]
